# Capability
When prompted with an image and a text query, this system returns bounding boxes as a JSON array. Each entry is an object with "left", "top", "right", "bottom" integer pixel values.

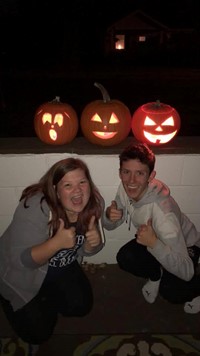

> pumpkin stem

[
  {"left": 94, "top": 82, "right": 110, "bottom": 103},
  {"left": 155, "top": 99, "right": 161, "bottom": 107},
  {"left": 52, "top": 96, "right": 60, "bottom": 103}
]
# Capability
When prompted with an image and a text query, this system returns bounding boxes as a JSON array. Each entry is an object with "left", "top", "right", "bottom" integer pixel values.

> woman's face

[{"left": 56, "top": 168, "right": 91, "bottom": 220}]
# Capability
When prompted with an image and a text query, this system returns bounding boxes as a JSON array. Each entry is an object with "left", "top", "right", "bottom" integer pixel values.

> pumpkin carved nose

[
  {"left": 104, "top": 125, "right": 107, "bottom": 130},
  {"left": 155, "top": 126, "right": 163, "bottom": 131}
]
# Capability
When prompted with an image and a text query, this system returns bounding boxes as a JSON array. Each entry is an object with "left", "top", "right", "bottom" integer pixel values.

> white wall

[{"left": 1, "top": 153, "right": 200, "bottom": 263}]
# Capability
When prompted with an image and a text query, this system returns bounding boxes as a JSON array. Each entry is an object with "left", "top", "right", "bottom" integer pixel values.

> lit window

[
  {"left": 139, "top": 36, "right": 146, "bottom": 42},
  {"left": 115, "top": 35, "right": 125, "bottom": 50}
]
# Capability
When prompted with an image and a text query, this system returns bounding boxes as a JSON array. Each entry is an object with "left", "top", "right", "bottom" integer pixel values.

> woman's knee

[
  {"left": 60, "top": 297, "right": 93, "bottom": 317},
  {"left": 11, "top": 298, "right": 58, "bottom": 344},
  {"left": 19, "top": 325, "right": 54, "bottom": 344},
  {"left": 11, "top": 312, "right": 57, "bottom": 344}
]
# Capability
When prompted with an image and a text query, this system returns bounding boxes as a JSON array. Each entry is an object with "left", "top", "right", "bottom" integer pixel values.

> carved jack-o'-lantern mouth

[
  {"left": 92, "top": 131, "right": 117, "bottom": 139},
  {"left": 144, "top": 130, "right": 177, "bottom": 144},
  {"left": 49, "top": 128, "right": 57, "bottom": 141}
]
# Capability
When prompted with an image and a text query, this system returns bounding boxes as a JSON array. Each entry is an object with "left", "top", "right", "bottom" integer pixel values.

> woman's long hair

[{"left": 20, "top": 158, "right": 103, "bottom": 235}]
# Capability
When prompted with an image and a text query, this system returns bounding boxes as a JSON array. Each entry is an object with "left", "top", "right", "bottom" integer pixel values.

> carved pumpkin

[
  {"left": 131, "top": 100, "right": 181, "bottom": 146},
  {"left": 80, "top": 83, "right": 132, "bottom": 146},
  {"left": 34, "top": 96, "right": 78, "bottom": 145}
]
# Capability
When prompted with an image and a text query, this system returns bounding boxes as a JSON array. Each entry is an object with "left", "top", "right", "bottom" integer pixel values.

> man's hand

[
  {"left": 136, "top": 218, "right": 157, "bottom": 248},
  {"left": 106, "top": 200, "right": 123, "bottom": 221}
]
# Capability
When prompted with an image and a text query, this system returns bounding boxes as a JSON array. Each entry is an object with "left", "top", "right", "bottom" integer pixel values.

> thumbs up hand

[
  {"left": 136, "top": 218, "right": 157, "bottom": 248},
  {"left": 88, "top": 215, "right": 96, "bottom": 232},
  {"left": 84, "top": 215, "right": 101, "bottom": 251},
  {"left": 106, "top": 200, "right": 123, "bottom": 222},
  {"left": 55, "top": 218, "right": 76, "bottom": 249},
  {"left": 111, "top": 201, "right": 117, "bottom": 209}
]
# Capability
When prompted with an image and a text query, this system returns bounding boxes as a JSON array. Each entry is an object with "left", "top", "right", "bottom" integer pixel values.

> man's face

[{"left": 119, "top": 159, "right": 155, "bottom": 201}]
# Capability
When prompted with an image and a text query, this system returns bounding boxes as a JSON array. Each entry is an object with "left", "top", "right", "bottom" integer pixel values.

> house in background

[{"left": 104, "top": 10, "right": 196, "bottom": 65}]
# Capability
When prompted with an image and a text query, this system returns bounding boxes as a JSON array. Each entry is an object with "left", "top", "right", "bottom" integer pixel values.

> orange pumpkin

[
  {"left": 131, "top": 100, "right": 181, "bottom": 146},
  {"left": 34, "top": 96, "right": 78, "bottom": 145},
  {"left": 80, "top": 83, "right": 132, "bottom": 146}
]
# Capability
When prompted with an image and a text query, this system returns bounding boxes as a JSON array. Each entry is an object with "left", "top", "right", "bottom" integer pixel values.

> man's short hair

[{"left": 119, "top": 142, "right": 155, "bottom": 174}]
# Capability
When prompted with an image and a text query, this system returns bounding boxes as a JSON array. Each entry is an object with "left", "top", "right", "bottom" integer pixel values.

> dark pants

[
  {"left": 117, "top": 239, "right": 200, "bottom": 304},
  {"left": 0, "top": 261, "right": 93, "bottom": 344}
]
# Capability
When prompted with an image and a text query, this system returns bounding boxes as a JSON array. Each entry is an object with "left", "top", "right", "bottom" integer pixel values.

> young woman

[{"left": 0, "top": 158, "right": 105, "bottom": 349}]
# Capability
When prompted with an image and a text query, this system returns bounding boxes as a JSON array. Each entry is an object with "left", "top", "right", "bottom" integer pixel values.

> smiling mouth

[
  {"left": 128, "top": 185, "right": 137, "bottom": 189},
  {"left": 144, "top": 130, "right": 177, "bottom": 144},
  {"left": 92, "top": 131, "right": 117, "bottom": 139},
  {"left": 72, "top": 196, "right": 82, "bottom": 204}
]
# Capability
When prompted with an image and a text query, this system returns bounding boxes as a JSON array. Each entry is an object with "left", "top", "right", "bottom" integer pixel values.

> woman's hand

[
  {"left": 31, "top": 219, "right": 76, "bottom": 265},
  {"left": 84, "top": 216, "right": 101, "bottom": 252},
  {"left": 55, "top": 218, "right": 76, "bottom": 249}
]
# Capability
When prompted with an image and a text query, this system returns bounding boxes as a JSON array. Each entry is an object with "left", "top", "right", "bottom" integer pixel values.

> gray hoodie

[{"left": 103, "top": 179, "right": 200, "bottom": 281}]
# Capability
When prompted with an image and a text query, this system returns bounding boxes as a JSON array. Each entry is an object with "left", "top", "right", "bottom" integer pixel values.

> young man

[{"left": 103, "top": 142, "right": 200, "bottom": 314}]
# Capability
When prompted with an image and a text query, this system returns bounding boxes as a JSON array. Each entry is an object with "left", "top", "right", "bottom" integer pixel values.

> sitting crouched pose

[
  {"left": 103, "top": 142, "right": 200, "bottom": 314},
  {"left": 0, "top": 158, "right": 105, "bottom": 353}
]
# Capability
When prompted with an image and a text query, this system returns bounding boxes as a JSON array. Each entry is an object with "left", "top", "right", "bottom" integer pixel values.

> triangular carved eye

[
  {"left": 161, "top": 116, "right": 174, "bottom": 126},
  {"left": 109, "top": 113, "right": 119, "bottom": 124},
  {"left": 91, "top": 114, "right": 102, "bottom": 122},
  {"left": 144, "top": 116, "right": 156, "bottom": 126},
  {"left": 54, "top": 114, "right": 64, "bottom": 127},
  {"left": 42, "top": 113, "right": 52, "bottom": 124}
]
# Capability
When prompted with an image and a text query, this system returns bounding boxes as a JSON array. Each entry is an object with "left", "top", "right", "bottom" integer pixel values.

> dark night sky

[
  {"left": 1, "top": 0, "right": 200, "bottom": 69},
  {"left": 1, "top": 0, "right": 200, "bottom": 137}
]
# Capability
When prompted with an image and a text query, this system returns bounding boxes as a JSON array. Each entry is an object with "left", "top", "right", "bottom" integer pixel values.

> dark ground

[
  {"left": 1, "top": 264, "right": 199, "bottom": 338},
  {"left": 1, "top": 65, "right": 200, "bottom": 138}
]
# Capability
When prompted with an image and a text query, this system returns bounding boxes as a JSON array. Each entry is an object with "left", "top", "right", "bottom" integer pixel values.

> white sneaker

[
  {"left": 184, "top": 296, "right": 200, "bottom": 314},
  {"left": 142, "top": 279, "right": 161, "bottom": 304}
]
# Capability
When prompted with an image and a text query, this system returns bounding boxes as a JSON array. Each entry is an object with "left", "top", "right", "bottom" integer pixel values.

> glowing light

[
  {"left": 92, "top": 131, "right": 117, "bottom": 139},
  {"left": 54, "top": 114, "right": 63, "bottom": 127},
  {"left": 42, "top": 113, "right": 52, "bottom": 124},
  {"left": 144, "top": 130, "right": 177, "bottom": 144}
]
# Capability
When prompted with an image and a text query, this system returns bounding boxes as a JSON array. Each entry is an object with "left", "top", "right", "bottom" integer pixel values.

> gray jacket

[{"left": 0, "top": 193, "right": 105, "bottom": 310}]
